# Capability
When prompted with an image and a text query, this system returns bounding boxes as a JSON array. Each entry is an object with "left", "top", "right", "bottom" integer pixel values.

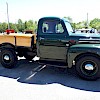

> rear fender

[{"left": 0, "top": 43, "right": 15, "bottom": 49}]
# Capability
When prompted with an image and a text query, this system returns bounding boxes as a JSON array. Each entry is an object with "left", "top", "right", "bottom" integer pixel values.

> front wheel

[
  {"left": 0, "top": 48, "right": 17, "bottom": 68},
  {"left": 76, "top": 56, "right": 100, "bottom": 80}
]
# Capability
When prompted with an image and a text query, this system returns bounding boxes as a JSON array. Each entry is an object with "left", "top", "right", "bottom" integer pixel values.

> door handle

[{"left": 40, "top": 37, "right": 45, "bottom": 40}]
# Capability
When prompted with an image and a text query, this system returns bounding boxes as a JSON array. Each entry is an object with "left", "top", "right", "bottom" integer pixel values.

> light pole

[
  {"left": 6, "top": 2, "right": 10, "bottom": 29},
  {"left": 86, "top": 13, "right": 89, "bottom": 28}
]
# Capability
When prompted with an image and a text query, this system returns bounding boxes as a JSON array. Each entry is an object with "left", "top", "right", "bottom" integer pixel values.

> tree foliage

[
  {"left": 74, "top": 18, "right": 100, "bottom": 31},
  {"left": 75, "top": 21, "right": 87, "bottom": 29},
  {"left": 64, "top": 16, "right": 100, "bottom": 31},
  {"left": 17, "top": 19, "right": 24, "bottom": 32},
  {"left": 0, "top": 19, "right": 37, "bottom": 33},
  {"left": 90, "top": 18, "right": 100, "bottom": 30},
  {"left": 24, "top": 20, "right": 37, "bottom": 31},
  {"left": 64, "top": 16, "right": 73, "bottom": 23},
  {"left": 0, "top": 22, "right": 8, "bottom": 32}
]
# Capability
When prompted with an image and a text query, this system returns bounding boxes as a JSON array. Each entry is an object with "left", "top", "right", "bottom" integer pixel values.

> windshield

[{"left": 65, "top": 21, "right": 73, "bottom": 33}]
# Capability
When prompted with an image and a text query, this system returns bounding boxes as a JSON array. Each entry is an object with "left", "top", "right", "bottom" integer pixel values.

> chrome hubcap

[
  {"left": 4, "top": 55, "right": 10, "bottom": 61},
  {"left": 85, "top": 64, "right": 94, "bottom": 71}
]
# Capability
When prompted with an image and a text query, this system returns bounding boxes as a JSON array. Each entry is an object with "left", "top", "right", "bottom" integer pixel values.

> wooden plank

[
  {"left": 0, "top": 35, "right": 15, "bottom": 45},
  {"left": 10, "top": 33, "right": 37, "bottom": 45},
  {"left": 16, "top": 36, "right": 32, "bottom": 47},
  {"left": 0, "top": 33, "right": 36, "bottom": 47}
]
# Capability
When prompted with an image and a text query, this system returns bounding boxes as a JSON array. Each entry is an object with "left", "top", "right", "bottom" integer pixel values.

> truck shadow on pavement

[{"left": 0, "top": 59, "right": 100, "bottom": 92}]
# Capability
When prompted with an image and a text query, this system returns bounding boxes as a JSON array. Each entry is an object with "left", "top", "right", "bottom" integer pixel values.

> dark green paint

[
  {"left": 37, "top": 17, "right": 100, "bottom": 68},
  {"left": 68, "top": 44, "right": 100, "bottom": 68}
]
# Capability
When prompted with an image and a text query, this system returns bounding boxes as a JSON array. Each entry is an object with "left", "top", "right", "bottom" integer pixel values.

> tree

[
  {"left": 2, "top": 22, "right": 8, "bottom": 32},
  {"left": 75, "top": 21, "right": 88, "bottom": 29},
  {"left": 64, "top": 16, "right": 73, "bottom": 23},
  {"left": 9, "top": 23, "right": 18, "bottom": 32},
  {"left": 90, "top": 18, "right": 100, "bottom": 30},
  {"left": 17, "top": 19, "right": 24, "bottom": 32},
  {"left": 24, "top": 20, "right": 37, "bottom": 32},
  {"left": 0, "top": 23, "right": 3, "bottom": 32}
]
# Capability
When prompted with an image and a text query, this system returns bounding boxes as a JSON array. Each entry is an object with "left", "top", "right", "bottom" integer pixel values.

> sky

[{"left": 0, "top": 0, "right": 100, "bottom": 23}]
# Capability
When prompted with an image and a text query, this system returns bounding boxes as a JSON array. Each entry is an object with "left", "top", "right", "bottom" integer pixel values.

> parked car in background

[{"left": 76, "top": 28, "right": 97, "bottom": 33}]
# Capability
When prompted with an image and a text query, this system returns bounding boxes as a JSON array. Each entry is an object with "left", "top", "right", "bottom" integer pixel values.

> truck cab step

[{"left": 38, "top": 60, "right": 67, "bottom": 68}]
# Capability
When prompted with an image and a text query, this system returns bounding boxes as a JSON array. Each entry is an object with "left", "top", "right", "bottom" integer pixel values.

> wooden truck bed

[{"left": 0, "top": 33, "right": 36, "bottom": 47}]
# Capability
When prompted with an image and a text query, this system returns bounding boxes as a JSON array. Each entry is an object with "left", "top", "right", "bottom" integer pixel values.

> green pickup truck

[{"left": 0, "top": 17, "right": 100, "bottom": 80}]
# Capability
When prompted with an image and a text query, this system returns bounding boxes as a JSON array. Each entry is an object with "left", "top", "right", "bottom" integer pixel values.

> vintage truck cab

[{"left": 0, "top": 16, "right": 100, "bottom": 80}]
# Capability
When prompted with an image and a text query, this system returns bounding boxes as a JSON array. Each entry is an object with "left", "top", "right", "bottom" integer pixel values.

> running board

[{"left": 38, "top": 60, "right": 67, "bottom": 68}]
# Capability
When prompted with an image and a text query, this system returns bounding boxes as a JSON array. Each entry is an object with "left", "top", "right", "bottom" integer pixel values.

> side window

[
  {"left": 42, "top": 20, "right": 64, "bottom": 34},
  {"left": 42, "top": 23, "right": 49, "bottom": 33},
  {"left": 56, "top": 23, "right": 64, "bottom": 33}
]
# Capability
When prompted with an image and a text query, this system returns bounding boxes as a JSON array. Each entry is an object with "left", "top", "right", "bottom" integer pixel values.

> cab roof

[{"left": 39, "top": 16, "right": 69, "bottom": 23}]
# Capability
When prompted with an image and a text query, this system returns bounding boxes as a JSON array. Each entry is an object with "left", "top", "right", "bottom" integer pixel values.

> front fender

[{"left": 67, "top": 44, "right": 100, "bottom": 68}]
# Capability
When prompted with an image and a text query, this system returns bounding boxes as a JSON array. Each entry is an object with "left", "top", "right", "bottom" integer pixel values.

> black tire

[
  {"left": 76, "top": 56, "right": 100, "bottom": 80},
  {"left": 0, "top": 48, "right": 17, "bottom": 68}
]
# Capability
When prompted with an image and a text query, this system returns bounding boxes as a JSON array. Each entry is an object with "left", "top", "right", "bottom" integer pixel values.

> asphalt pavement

[{"left": 0, "top": 57, "right": 100, "bottom": 100}]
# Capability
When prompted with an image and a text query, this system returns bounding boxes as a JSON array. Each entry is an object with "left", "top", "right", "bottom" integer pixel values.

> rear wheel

[
  {"left": 76, "top": 56, "right": 100, "bottom": 80},
  {"left": 0, "top": 48, "right": 17, "bottom": 68}
]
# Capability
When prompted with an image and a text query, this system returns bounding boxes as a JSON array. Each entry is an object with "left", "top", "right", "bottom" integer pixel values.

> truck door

[{"left": 37, "top": 19, "right": 69, "bottom": 61}]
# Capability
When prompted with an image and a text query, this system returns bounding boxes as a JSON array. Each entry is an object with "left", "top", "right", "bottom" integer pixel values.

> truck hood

[
  {"left": 69, "top": 32, "right": 100, "bottom": 44},
  {"left": 70, "top": 32, "right": 100, "bottom": 38}
]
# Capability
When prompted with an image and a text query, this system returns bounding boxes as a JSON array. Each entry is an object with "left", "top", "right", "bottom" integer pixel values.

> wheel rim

[
  {"left": 3, "top": 54, "right": 11, "bottom": 63},
  {"left": 81, "top": 60, "right": 98, "bottom": 76}
]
